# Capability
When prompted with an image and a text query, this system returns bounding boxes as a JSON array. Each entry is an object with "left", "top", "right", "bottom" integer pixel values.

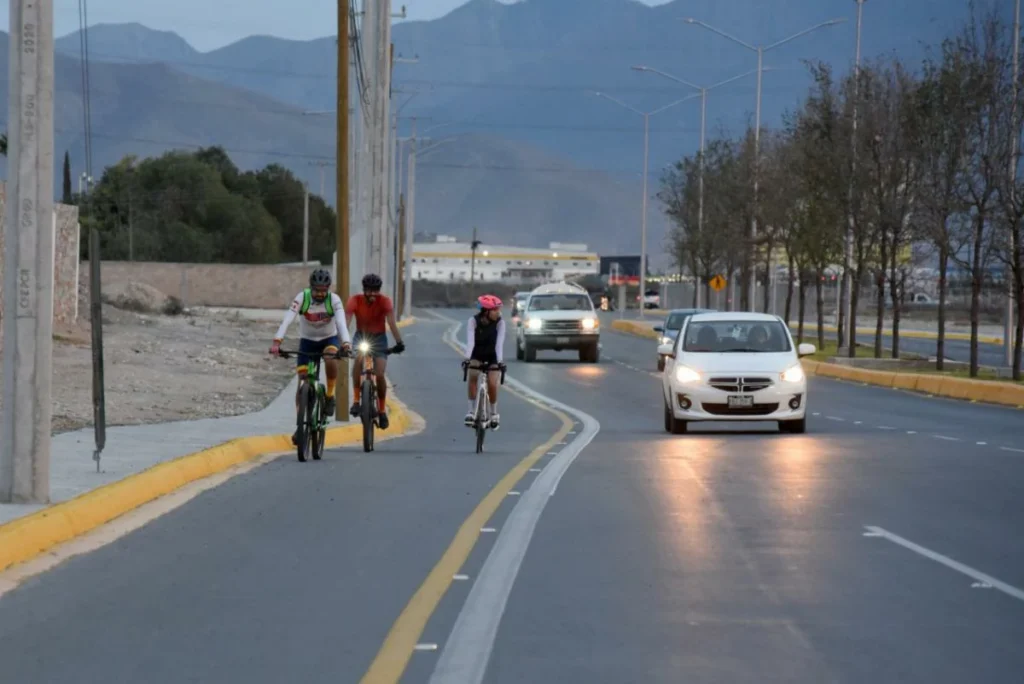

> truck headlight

[
  {"left": 581, "top": 317, "right": 597, "bottom": 330},
  {"left": 527, "top": 318, "right": 542, "bottom": 331}
]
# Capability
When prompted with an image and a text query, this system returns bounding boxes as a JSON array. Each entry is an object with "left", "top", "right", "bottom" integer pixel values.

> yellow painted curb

[
  {"left": 0, "top": 317, "right": 421, "bottom": 574},
  {"left": 611, "top": 319, "right": 661, "bottom": 340},
  {"left": 801, "top": 360, "right": 1024, "bottom": 408},
  {"left": 788, "top": 321, "right": 1002, "bottom": 345}
]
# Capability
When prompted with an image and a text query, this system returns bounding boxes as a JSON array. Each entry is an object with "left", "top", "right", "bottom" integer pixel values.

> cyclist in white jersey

[{"left": 270, "top": 268, "right": 352, "bottom": 443}]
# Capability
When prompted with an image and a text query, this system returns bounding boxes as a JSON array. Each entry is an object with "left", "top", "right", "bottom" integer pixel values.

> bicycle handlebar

[
  {"left": 462, "top": 360, "right": 507, "bottom": 385},
  {"left": 272, "top": 344, "right": 405, "bottom": 360}
]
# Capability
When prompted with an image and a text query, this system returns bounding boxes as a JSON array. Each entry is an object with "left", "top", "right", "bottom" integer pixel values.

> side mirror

[
  {"left": 657, "top": 343, "right": 675, "bottom": 358},
  {"left": 797, "top": 343, "right": 816, "bottom": 357},
  {"left": 653, "top": 325, "right": 664, "bottom": 333}
]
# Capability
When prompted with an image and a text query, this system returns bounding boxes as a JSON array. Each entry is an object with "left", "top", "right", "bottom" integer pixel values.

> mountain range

[{"left": 1, "top": 0, "right": 979, "bottom": 257}]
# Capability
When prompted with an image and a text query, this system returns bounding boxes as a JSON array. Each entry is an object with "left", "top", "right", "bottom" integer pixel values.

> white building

[{"left": 411, "top": 237, "right": 599, "bottom": 284}]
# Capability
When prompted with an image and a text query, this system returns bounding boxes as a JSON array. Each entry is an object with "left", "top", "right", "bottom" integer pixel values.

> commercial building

[{"left": 411, "top": 236, "right": 599, "bottom": 284}]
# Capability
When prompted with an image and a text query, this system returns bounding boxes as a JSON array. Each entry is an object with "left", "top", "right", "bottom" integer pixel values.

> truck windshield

[{"left": 528, "top": 294, "right": 591, "bottom": 311}]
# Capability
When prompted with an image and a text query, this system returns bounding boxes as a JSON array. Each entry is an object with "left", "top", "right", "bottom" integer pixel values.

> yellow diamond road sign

[{"left": 709, "top": 274, "right": 726, "bottom": 292}]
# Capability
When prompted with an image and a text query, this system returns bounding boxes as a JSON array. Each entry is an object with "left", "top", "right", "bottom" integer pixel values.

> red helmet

[{"left": 477, "top": 294, "right": 503, "bottom": 310}]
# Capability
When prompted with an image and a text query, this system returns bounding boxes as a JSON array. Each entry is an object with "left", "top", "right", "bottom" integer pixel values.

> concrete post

[{"left": 2, "top": 0, "right": 55, "bottom": 504}]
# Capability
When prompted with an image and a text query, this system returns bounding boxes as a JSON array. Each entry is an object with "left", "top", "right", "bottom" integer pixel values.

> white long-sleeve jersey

[
  {"left": 274, "top": 291, "right": 352, "bottom": 344},
  {"left": 465, "top": 316, "right": 505, "bottom": 362}
]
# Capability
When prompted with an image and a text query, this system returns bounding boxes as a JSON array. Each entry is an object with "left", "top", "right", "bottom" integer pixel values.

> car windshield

[
  {"left": 528, "top": 294, "right": 591, "bottom": 311},
  {"left": 665, "top": 313, "right": 692, "bottom": 330},
  {"left": 682, "top": 320, "right": 792, "bottom": 353}
]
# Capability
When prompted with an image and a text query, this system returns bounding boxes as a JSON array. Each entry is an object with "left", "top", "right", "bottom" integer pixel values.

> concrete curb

[
  {"left": 0, "top": 316, "right": 421, "bottom": 573},
  {"left": 609, "top": 316, "right": 1023, "bottom": 408},
  {"left": 611, "top": 319, "right": 661, "bottom": 340},
  {"left": 800, "top": 360, "right": 1024, "bottom": 408}
]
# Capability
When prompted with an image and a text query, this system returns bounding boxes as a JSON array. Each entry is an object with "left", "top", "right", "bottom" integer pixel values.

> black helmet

[
  {"left": 362, "top": 273, "right": 383, "bottom": 291},
  {"left": 309, "top": 268, "right": 332, "bottom": 288}
]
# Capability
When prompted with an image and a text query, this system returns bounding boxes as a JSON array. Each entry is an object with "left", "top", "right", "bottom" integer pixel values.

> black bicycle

[
  {"left": 275, "top": 348, "right": 344, "bottom": 462},
  {"left": 461, "top": 361, "right": 507, "bottom": 453},
  {"left": 352, "top": 339, "right": 404, "bottom": 453}
]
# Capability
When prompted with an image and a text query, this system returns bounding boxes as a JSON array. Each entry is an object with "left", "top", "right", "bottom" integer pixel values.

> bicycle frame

[
  {"left": 462, "top": 361, "right": 507, "bottom": 453},
  {"left": 276, "top": 348, "right": 340, "bottom": 462}
]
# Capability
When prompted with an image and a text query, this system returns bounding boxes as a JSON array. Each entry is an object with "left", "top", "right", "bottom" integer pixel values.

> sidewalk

[{"left": 0, "top": 374, "right": 311, "bottom": 526}]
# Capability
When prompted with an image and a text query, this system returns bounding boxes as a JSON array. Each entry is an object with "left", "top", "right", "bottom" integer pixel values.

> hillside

[
  {"left": 53, "top": 0, "right": 978, "bottom": 174},
  {"left": 1, "top": 31, "right": 663, "bottom": 255}
]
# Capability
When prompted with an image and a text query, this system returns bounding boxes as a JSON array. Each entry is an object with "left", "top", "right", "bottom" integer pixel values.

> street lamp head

[
  {"left": 631, "top": 65, "right": 649, "bottom": 72},
  {"left": 826, "top": 18, "right": 849, "bottom": 26},
  {"left": 682, "top": 17, "right": 697, "bottom": 24}
]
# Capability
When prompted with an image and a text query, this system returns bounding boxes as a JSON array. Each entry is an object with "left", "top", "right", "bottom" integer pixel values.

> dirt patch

[{"left": 1, "top": 306, "right": 294, "bottom": 435}]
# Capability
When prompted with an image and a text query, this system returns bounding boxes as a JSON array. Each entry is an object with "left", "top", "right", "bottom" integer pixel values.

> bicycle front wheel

[
  {"left": 311, "top": 384, "right": 325, "bottom": 460},
  {"left": 296, "top": 381, "right": 311, "bottom": 462},
  {"left": 361, "top": 378, "right": 375, "bottom": 453}
]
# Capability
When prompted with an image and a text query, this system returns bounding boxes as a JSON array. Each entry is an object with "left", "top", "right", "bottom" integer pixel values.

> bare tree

[{"left": 953, "top": 4, "right": 1014, "bottom": 376}]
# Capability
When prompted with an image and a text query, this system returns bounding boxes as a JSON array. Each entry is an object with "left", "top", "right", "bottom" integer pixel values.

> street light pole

[
  {"left": 631, "top": 65, "right": 761, "bottom": 307},
  {"left": 844, "top": 0, "right": 865, "bottom": 353},
  {"left": 594, "top": 91, "right": 699, "bottom": 316},
  {"left": 682, "top": 16, "right": 847, "bottom": 311},
  {"left": 1007, "top": 0, "right": 1020, "bottom": 367}
]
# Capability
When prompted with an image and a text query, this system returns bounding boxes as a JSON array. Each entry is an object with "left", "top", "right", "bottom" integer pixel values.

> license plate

[
  {"left": 727, "top": 395, "right": 754, "bottom": 409},
  {"left": 556, "top": 336, "right": 570, "bottom": 344}
]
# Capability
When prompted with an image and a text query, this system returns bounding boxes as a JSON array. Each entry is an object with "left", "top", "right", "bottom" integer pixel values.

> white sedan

[{"left": 658, "top": 312, "right": 815, "bottom": 434}]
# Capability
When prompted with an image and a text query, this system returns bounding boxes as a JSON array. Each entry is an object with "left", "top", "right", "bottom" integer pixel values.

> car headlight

[
  {"left": 660, "top": 336, "right": 672, "bottom": 345},
  {"left": 781, "top": 364, "right": 805, "bottom": 383},
  {"left": 674, "top": 366, "right": 701, "bottom": 384},
  {"left": 527, "top": 318, "right": 542, "bottom": 331},
  {"left": 582, "top": 317, "right": 597, "bottom": 330}
]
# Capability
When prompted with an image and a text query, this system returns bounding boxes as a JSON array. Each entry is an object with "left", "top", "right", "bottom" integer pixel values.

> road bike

[
  {"left": 352, "top": 338, "right": 403, "bottom": 453},
  {"left": 275, "top": 348, "right": 342, "bottom": 462},
  {"left": 461, "top": 361, "right": 507, "bottom": 454}
]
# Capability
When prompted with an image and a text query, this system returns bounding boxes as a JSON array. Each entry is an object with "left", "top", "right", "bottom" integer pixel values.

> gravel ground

[{"left": 2, "top": 304, "right": 294, "bottom": 435}]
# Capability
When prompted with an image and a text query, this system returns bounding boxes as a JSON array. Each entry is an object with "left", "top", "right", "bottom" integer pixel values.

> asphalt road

[
  {"left": 1, "top": 312, "right": 1023, "bottom": 683},
  {"left": 610, "top": 310, "right": 1022, "bottom": 368}
]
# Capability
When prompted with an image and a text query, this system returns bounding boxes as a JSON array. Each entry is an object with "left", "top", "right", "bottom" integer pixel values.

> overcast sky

[{"left": 1, "top": 0, "right": 670, "bottom": 52}]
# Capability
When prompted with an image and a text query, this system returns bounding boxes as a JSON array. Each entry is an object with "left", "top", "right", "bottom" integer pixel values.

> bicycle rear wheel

[
  {"left": 311, "top": 384, "right": 325, "bottom": 460},
  {"left": 296, "top": 380, "right": 311, "bottom": 462},
  {"left": 361, "top": 378, "right": 375, "bottom": 453}
]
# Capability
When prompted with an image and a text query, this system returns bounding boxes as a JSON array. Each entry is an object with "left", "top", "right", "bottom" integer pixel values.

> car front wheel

[{"left": 779, "top": 417, "right": 806, "bottom": 434}]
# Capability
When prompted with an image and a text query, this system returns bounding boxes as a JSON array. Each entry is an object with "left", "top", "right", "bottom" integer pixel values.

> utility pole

[
  {"left": 335, "top": 0, "right": 350, "bottom": 422},
  {"left": 470, "top": 227, "right": 481, "bottom": 284},
  {"left": 303, "top": 184, "right": 310, "bottom": 266},
  {"left": 843, "top": 0, "right": 865, "bottom": 353},
  {"left": 404, "top": 118, "right": 417, "bottom": 318},
  {"left": 2, "top": 0, "right": 55, "bottom": 503},
  {"left": 1007, "top": 0, "right": 1020, "bottom": 367},
  {"left": 397, "top": 194, "right": 407, "bottom": 318}
]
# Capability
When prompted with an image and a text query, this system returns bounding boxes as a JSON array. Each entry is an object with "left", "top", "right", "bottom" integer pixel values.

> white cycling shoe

[
  {"left": 464, "top": 413, "right": 475, "bottom": 427},
  {"left": 490, "top": 414, "right": 500, "bottom": 431}
]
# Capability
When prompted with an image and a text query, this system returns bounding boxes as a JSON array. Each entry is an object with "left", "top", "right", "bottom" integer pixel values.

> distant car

[
  {"left": 511, "top": 291, "right": 530, "bottom": 319},
  {"left": 653, "top": 308, "right": 715, "bottom": 371},
  {"left": 659, "top": 312, "right": 816, "bottom": 434},
  {"left": 638, "top": 289, "right": 660, "bottom": 309}
]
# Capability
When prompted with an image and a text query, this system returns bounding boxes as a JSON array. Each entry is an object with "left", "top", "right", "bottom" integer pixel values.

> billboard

[{"left": 600, "top": 255, "right": 643, "bottom": 285}]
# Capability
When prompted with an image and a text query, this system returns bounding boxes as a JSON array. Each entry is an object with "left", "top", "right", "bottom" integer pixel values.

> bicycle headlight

[
  {"left": 781, "top": 364, "right": 805, "bottom": 383},
  {"left": 358, "top": 341, "right": 371, "bottom": 353}
]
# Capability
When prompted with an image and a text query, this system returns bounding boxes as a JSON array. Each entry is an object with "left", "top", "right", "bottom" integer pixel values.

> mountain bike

[
  {"left": 352, "top": 339, "right": 403, "bottom": 453},
  {"left": 275, "top": 348, "right": 342, "bottom": 462},
  {"left": 461, "top": 361, "right": 507, "bottom": 454}
]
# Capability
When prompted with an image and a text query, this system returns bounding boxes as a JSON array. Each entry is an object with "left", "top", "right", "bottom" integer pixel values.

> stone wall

[
  {"left": 0, "top": 182, "right": 81, "bottom": 324},
  {"left": 78, "top": 261, "right": 320, "bottom": 309}
]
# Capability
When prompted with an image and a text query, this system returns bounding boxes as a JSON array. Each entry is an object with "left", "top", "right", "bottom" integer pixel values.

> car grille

[
  {"left": 542, "top": 319, "right": 582, "bottom": 333},
  {"left": 702, "top": 403, "right": 780, "bottom": 416},
  {"left": 708, "top": 376, "right": 774, "bottom": 393}
]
